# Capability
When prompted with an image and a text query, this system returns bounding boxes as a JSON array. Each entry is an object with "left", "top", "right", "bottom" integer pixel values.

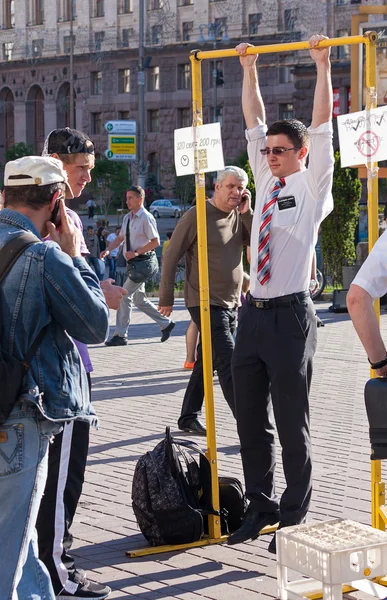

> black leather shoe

[
  {"left": 161, "top": 321, "right": 175, "bottom": 342},
  {"left": 227, "top": 509, "right": 279, "bottom": 545},
  {"left": 105, "top": 335, "right": 128, "bottom": 346},
  {"left": 179, "top": 419, "right": 206, "bottom": 436},
  {"left": 268, "top": 518, "right": 306, "bottom": 554}
]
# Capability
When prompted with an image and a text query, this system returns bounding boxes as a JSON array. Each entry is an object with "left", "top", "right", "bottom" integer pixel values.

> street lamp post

[
  {"left": 137, "top": 0, "right": 146, "bottom": 189},
  {"left": 198, "top": 22, "right": 229, "bottom": 123},
  {"left": 69, "top": 0, "right": 74, "bottom": 128}
]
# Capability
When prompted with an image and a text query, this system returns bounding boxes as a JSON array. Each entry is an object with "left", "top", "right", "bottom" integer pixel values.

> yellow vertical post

[
  {"left": 190, "top": 50, "right": 221, "bottom": 540},
  {"left": 364, "top": 32, "right": 384, "bottom": 531}
]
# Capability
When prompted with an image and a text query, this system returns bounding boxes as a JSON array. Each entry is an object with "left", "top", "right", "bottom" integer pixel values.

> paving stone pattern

[{"left": 69, "top": 300, "right": 387, "bottom": 599}]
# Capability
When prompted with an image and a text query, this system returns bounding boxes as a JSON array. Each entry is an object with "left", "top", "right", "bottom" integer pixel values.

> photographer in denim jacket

[{"left": 0, "top": 156, "right": 109, "bottom": 600}]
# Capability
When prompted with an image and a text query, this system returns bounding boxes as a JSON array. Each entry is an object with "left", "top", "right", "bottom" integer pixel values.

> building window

[
  {"left": 148, "top": 152, "right": 160, "bottom": 182},
  {"left": 182, "top": 21, "right": 193, "bottom": 42},
  {"left": 64, "top": 35, "right": 75, "bottom": 54},
  {"left": 148, "top": 0, "right": 163, "bottom": 8},
  {"left": 90, "top": 71, "right": 102, "bottom": 95},
  {"left": 284, "top": 8, "right": 298, "bottom": 31},
  {"left": 3, "top": 41, "right": 13, "bottom": 60},
  {"left": 177, "top": 64, "right": 191, "bottom": 90},
  {"left": 91, "top": 112, "right": 102, "bottom": 135},
  {"left": 32, "top": 39, "right": 44, "bottom": 57},
  {"left": 249, "top": 13, "right": 261, "bottom": 35},
  {"left": 179, "top": 0, "right": 193, "bottom": 4},
  {"left": 151, "top": 25, "right": 162, "bottom": 44},
  {"left": 94, "top": 0, "right": 104, "bottom": 17},
  {"left": 63, "top": 0, "right": 76, "bottom": 21},
  {"left": 118, "top": 110, "right": 130, "bottom": 119},
  {"left": 214, "top": 17, "right": 227, "bottom": 37},
  {"left": 118, "top": 0, "right": 132, "bottom": 13},
  {"left": 278, "top": 103, "right": 294, "bottom": 120},
  {"left": 148, "top": 109, "right": 159, "bottom": 132},
  {"left": 118, "top": 68, "right": 130, "bottom": 93},
  {"left": 148, "top": 66, "right": 160, "bottom": 91},
  {"left": 94, "top": 31, "right": 105, "bottom": 51},
  {"left": 177, "top": 108, "right": 191, "bottom": 128},
  {"left": 122, "top": 28, "right": 129, "bottom": 47},
  {"left": 337, "top": 29, "right": 350, "bottom": 59},
  {"left": 278, "top": 65, "right": 293, "bottom": 84},
  {"left": 4, "top": 0, "right": 15, "bottom": 29},
  {"left": 336, "top": 0, "right": 349, "bottom": 4},
  {"left": 210, "top": 60, "right": 224, "bottom": 88},
  {"left": 30, "top": 0, "right": 44, "bottom": 25}
]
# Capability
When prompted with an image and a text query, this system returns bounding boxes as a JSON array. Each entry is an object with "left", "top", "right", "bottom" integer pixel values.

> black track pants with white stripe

[{"left": 36, "top": 419, "right": 90, "bottom": 594}]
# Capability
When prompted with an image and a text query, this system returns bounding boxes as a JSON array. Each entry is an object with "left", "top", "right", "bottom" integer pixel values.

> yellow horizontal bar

[
  {"left": 374, "top": 575, "right": 387, "bottom": 586},
  {"left": 306, "top": 585, "right": 356, "bottom": 599},
  {"left": 193, "top": 34, "right": 373, "bottom": 61},
  {"left": 126, "top": 535, "right": 229, "bottom": 558}
]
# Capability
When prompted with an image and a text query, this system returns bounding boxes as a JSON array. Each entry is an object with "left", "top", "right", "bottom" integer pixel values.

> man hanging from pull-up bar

[{"left": 229, "top": 35, "right": 334, "bottom": 553}]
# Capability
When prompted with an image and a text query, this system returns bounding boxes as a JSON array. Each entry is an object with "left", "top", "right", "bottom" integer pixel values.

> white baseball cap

[{"left": 4, "top": 156, "right": 73, "bottom": 197}]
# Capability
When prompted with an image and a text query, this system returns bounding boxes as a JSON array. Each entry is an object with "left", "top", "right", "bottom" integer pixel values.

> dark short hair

[
  {"left": 45, "top": 128, "right": 95, "bottom": 156},
  {"left": 128, "top": 185, "right": 145, "bottom": 199},
  {"left": 267, "top": 119, "right": 309, "bottom": 149},
  {"left": 87, "top": 225, "right": 94, "bottom": 231},
  {"left": 4, "top": 182, "right": 65, "bottom": 209}
]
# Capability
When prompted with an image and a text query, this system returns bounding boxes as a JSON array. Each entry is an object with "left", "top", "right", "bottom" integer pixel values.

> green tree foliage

[
  {"left": 5, "top": 142, "right": 34, "bottom": 161},
  {"left": 320, "top": 152, "right": 362, "bottom": 287},
  {"left": 173, "top": 174, "right": 195, "bottom": 209},
  {"left": 145, "top": 172, "right": 163, "bottom": 207},
  {"left": 89, "top": 157, "right": 131, "bottom": 222}
]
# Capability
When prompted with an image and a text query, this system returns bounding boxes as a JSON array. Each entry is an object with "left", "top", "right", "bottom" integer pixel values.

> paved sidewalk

[{"left": 69, "top": 299, "right": 387, "bottom": 599}]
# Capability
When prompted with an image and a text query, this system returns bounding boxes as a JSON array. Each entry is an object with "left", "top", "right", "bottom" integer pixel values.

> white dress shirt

[
  {"left": 247, "top": 121, "right": 334, "bottom": 299},
  {"left": 120, "top": 206, "right": 159, "bottom": 254},
  {"left": 352, "top": 230, "right": 387, "bottom": 300}
]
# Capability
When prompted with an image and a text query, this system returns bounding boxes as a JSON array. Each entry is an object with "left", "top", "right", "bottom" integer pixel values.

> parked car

[{"left": 149, "top": 199, "right": 185, "bottom": 218}]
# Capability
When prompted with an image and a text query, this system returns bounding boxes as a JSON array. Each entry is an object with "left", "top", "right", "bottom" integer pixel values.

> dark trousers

[
  {"left": 178, "top": 305, "right": 237, "bottom": 429},
  {"left": 231, "top": 297, "right": 317, "bottom": 523},
  {"left": 37, "top": 375, "right": 91, "bottom": 595}
]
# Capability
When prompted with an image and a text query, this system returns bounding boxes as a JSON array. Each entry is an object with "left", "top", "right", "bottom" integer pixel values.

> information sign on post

[
  {"left": 105, "top": 135, "right": 137, "bottom": 161},
  {"left": 174, "top": 123, "right": 224, "bottom": 176},
  {"left": 337, "top": 106, "right": 387, "bottom": 167},
  {"left": 104, "top": 120, "right": 137, "bottom": 161}
]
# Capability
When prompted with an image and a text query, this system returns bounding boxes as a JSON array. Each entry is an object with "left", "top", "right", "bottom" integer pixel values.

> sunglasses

[{"left": 260, "top": 147, "right": 300, "bottom": 156}]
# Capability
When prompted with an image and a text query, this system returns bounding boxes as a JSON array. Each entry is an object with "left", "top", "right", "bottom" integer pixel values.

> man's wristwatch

[
  {"left": 134, "top": 251, "right": 139, "bottom": 257},
  {"left": 368, "top": 354, "right": 387, "bottom": 370}
]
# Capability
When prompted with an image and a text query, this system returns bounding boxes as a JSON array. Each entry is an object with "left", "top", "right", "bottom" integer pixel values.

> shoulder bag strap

[
  {"left": 0, "top": 232, "right": 48, "bottom": 369},
  {"left": 125, "top": 213, "right": 131, "bottom": 254}
]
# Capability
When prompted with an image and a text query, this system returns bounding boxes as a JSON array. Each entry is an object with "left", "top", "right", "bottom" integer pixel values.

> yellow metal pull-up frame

[{"left": 127, "top": 33, "right": 381, "bottom": 570}]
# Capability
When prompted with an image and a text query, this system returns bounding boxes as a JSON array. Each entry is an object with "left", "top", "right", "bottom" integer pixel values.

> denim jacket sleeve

[{"left": 43, "top": 241, "right": 109, "bottom": 344}]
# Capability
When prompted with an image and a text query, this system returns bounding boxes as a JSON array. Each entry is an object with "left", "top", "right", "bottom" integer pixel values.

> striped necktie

[{"left": 257, "top": 178, "right": 285, "bottom": 285}]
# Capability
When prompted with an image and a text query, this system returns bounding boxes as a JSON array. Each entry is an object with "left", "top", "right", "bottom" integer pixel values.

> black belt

[{"left": 247, "top": 290, "right": 310, "bottom": 309}]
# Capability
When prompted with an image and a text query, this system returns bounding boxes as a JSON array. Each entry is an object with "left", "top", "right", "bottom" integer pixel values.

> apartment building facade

[{"left": 0, "top": 0, "right": 385, "bottom": 191}]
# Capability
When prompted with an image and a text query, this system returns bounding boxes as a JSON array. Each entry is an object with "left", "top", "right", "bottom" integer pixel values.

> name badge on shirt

[{"left": 277, "top": 196, "right": 296, "bottom": 210}]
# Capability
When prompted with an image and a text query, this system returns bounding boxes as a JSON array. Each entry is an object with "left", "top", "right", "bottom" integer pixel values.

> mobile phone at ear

[{"left": 50, "top": 199, "right": 61, "bottom": 227}]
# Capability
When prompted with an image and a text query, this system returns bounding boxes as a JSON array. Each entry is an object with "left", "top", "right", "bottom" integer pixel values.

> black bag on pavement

[
  {"left": 0, "top": 233, "right": 48, "bottom": 425},
  {"left": 127, "top": 251, "right": 158, "bottom": 284},
  {"left": 218, "top": 476, "right": 247, "bottom": 534},
  {"left": 132, "top": 427, "right": 218, "bottom": 546}
]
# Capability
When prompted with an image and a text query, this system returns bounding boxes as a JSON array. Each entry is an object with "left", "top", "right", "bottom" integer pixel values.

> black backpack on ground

[
  {"left": 131, "top": 427, "right": 246, "bottom": 546},
  {"left": 0, "top": 233, "right": 48, "bottom": 425}
]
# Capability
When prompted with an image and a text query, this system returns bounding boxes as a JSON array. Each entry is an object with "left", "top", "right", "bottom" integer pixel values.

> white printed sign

[
  {"left": 337, "top": 106, "right": 387, "bottom": 167},
  {"left": 174, "top": 123, "right": 224, "bottom": 176}
]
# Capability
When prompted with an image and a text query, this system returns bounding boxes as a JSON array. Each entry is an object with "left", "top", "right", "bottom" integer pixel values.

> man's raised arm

[
  {"left": 309, "top": 35, "right": 332, "bottom": 129},
  {"left": 235, "top": 43, "right": 265, "bottom": 130}
]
